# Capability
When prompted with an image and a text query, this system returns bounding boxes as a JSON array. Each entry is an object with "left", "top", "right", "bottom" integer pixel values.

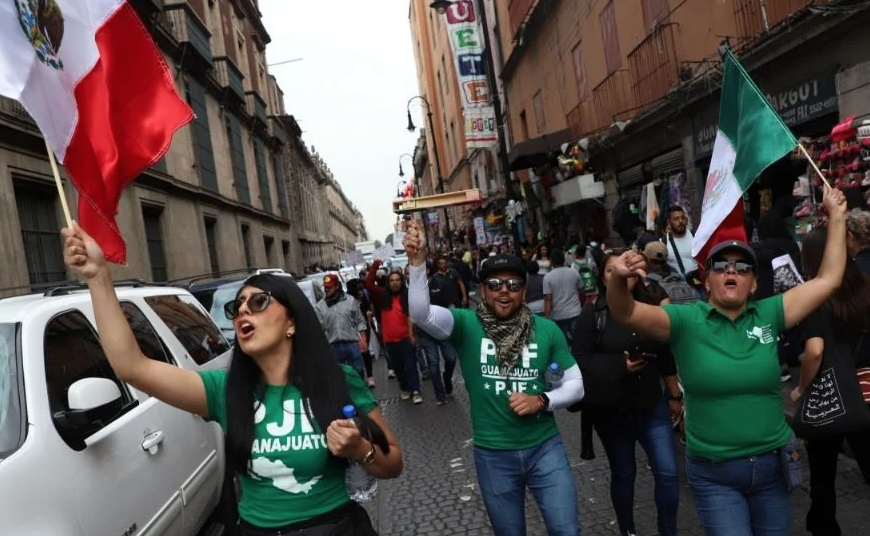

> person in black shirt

[
  {"left": 572, "top": 252, "right": 682, "bottom": 536},
  {"left": 429, "top": 256, "right": 467, "bottom": 308},
  {"left": 793, "top": 227, "right": 870, "bottom": 536}
]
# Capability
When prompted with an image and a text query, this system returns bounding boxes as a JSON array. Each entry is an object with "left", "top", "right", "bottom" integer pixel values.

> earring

[{"left": 286, "top": 329, "right": 295, "bottom": 338}]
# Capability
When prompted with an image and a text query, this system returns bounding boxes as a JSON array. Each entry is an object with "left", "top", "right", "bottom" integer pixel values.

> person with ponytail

[{"left": 61, "top": 222, "right": 402, "bottom": 535}]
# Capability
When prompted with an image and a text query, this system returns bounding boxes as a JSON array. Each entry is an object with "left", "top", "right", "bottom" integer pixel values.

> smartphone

[{"left": 628, "top": 351, "right": 655, "bottom": 363}]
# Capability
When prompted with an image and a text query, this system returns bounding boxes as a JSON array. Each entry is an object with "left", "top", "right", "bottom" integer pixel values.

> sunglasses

[
  {"left": 225, "top": 291, "right": 272, "bottom": 320},
  {"left": 709, "top": 260, "right": 755, "bottom": 274},
  {"left": 484, "top": 278, "right": 525, "bottom": 292}
]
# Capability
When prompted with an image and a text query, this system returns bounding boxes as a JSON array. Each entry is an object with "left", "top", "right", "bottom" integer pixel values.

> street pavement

[{"left": 363, "top": 353, "right": 870, "bottom": 535}]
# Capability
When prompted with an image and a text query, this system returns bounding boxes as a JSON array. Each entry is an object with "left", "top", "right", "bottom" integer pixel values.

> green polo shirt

[{"left": 664, "top": 294, "right": 791, "bottom": 461}]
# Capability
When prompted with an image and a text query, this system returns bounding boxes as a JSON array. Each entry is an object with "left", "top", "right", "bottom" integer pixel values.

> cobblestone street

[{"left": 364, "top": 356, "right": 870, "bottom": 535}]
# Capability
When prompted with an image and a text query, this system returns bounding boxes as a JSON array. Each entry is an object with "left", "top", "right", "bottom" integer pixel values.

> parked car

[{"left": 0, "top": 280, "right": 234, "bottom": 535}]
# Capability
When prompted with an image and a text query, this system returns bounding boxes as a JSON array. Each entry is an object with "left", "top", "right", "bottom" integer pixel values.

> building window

[
  {"left": 185, "top": 75, "right": 218, "bottom": 191},
  {"left": 253, "top": 139, "right": 271, "bottom": 212},
  {"left": 272, "top": 154, "right": 289, "bottom": 219},
  {"left": 226, "top": 114, "right": 250, "bottom": 204},
  {"left": 572, "top": 42, "right": 589, "bottom": 102},
  {"left": 141, "top": 204, "right": 168, "bottom": 282},
  {"left": 15, "top": 181, "right": 65, "bottom": 288},
  {"left": 263, "top": 235, "right": 275, "bottom": 266},
  {"left": 204, "top": 216, "right": 220, "bottom": 277},
  {"left": 533, "top": 90, "right": 546, "bottom": 134},
  {"left": 642, "top": 0, "right": 670, "bottom": 32},
  {"left": 600, "top": 1, "right": 622, "bottom": 74},
  {"left": 241, "top": 223, "right": 252, "bottom": 270},
  {"left": 281, "top": 239, "right": 291, "bottom": 271},
  {"left": 519, "top": 110, "right": 529, "bottom": 141}
]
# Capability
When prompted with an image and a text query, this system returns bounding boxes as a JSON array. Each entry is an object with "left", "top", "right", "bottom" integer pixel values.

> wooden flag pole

[
  {"left": 44, "top": 138, "right": 73, "bottom": 227},
  {"left": 798, "top": 143, "right": 832, "bottom": 190}
]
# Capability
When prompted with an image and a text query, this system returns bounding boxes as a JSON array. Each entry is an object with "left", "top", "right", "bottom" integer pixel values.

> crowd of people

[{"left": 54, "top": 181, "right": 870, "bottom": 536}]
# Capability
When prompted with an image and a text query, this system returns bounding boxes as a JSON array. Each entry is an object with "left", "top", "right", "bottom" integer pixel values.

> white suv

[{"left": 0, "top": 281, "right": 232, "bottom": 535}]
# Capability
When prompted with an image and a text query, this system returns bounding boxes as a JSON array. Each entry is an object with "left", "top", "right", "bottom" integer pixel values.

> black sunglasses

[
  {"left": 710, "top": 260, "right": 755, "bottom": 274},
  {"left": 225, "top": 291, "right": 272, "bottom": 320},
  {"left": 484, "top": 277, "right": 525, "bottom": 292}
]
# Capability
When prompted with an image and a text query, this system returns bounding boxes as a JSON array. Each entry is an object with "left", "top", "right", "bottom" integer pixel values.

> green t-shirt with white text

[
  {"left": 448, "top": 308, "right": 576, "bottom": 450},
  {"left": 199, "top": 365, "right": 377, "bottom": 528}
]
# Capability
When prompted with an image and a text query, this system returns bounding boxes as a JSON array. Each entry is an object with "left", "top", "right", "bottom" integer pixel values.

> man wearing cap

[
  {"left": 643, "top": 240, "right": 678, "bottom": 280},
  {"left": 403, "top": 220, "right": 585, "bottom": 536},
  {"left": 315, "top": 273, "right": 368, "bottom": 380},
  {"left": 605, "top": 187, "right": 848, "bottom": 535}
]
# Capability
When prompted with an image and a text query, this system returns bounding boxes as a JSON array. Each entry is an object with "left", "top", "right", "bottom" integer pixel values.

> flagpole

[
  {"left": 44, "top": 139, "right": 73, "bottom": 227},
  {"left": 797, "top": 144, "right": 833, "bottom": 190}
]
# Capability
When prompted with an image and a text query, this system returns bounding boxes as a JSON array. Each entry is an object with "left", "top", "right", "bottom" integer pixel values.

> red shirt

[{"left": 381, "top": 295, "right": 410, "bottom": 343}]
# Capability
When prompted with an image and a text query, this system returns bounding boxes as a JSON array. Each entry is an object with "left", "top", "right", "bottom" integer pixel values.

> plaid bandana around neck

[{"left": 476, "top": 300, "right": 534, "bottom": 375}]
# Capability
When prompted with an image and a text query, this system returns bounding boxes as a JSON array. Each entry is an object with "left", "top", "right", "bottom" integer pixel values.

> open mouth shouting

[{"left": 237, "top": 320, "right": 256, "bottom": 340}]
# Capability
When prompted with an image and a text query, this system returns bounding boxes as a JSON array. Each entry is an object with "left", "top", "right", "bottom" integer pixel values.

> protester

[
  {"left": 365, "top": 260, "right": 422, "bottom": 404},
  {"left": 792, "top": 226, "right": 870, "bottom": 536},
  {"left": 534, "top": 244, "right": 552, "bottom": 274},
  {"left": 404, "top": 221, "right": 585, "bottom": 535},
  {"left": 524, "top": 260, "right": 546, "bottom": 315},
  {"left": 431, "top": 255, "right": 468, "bottom": 308},
  {"left": 315, "top": 274, "right": 368, "bottom": 380},
  {"left": 643, "top": 241, "right": 677, "bottom": 279},
  {"left": 606, "top": 187, "right": 847, "bottom": 534},
  {"left": 571, "top": 243, "right": 600, "bottom": 306},
  {"left": 543, "top": 249, "right": 584, "bottom": 342},
  {"left": 61, "top": 222, "right": 402, "bottom": 535},
  {"left": 664, "top": 206, "right": 701, "bottom": 288},
  {"left": 574, "top": 251, "right": 680, "bottom": 536},
  {"left": 346, "top": 278, "right": 376, "bottom": 388},
  {"left": 846, "top": 208, "right": 870, "bottom": 274}
]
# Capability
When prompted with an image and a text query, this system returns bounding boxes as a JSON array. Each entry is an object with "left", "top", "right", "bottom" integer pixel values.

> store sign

[
  {"left": 693, "top": 68, "right": 838, "bottom": 160},
  {"left": 444, "top": 1, "right": 497, "bottom": 148}
]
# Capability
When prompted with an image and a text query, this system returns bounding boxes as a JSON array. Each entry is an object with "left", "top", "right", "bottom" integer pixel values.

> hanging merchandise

[{"left": 645, "top": 182, "right": 660, "bottom": 231}]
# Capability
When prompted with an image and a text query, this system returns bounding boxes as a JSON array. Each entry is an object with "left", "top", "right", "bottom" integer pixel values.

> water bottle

[
  {"left": 342, "top": 405, "right": 378, "bottom": 502},
  {"left": 544, "top": 363, "right": 564, "bottom": 390}
]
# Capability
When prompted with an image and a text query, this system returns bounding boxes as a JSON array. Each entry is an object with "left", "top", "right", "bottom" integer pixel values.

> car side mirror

[{"left": 52, "top": 377, "right": 124, "bottom": 451}]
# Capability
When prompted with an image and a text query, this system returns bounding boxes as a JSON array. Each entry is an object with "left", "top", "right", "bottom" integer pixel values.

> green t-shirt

[
  {"left": 448, "top": 308, "right": 576, "bottom": 450},
  {"left": 664, "top": 294, "right": 791, "bottom": 461},
  {"left": 199, "top": 365, "right": 377, "bottom": 528}
]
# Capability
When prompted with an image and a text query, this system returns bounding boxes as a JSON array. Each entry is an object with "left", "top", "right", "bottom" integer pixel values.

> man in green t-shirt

[
  {"left": 603, "top": 186, "right": 847, "bottom": 536},
  {"left": 404, "top": 222, "right": 585, "bottom": 536}
]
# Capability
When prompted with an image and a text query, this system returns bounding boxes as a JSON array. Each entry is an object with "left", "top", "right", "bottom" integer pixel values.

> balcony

[
  {"left": 0, "top": 96, "right": 35, "bottom": 127},
  {"left": 592, "top": 70, "right": 634, "bottom": 129},
  {"left": 734, "top": 0, "right": 814, "bottom": 38},
  {"left": 214, "top": 57, "right": 245, "bottom": 103},
  {"left": 627, "top": 23, "right": 680, "bottom": 116},
  {"left": 247, "top": 91, "right": 268, "bottom": 127},
  {"left": 128, "top": 0, "right": 163, "bottom": 18},
  {"left": 165, "top": 4, "right": 212, "bottom": 66},
  {"left": 566, "top": 100, "right": 597, "bottom": 139},
  {"left": 269, "top": 117, "right": 286, "bottom": 146}
]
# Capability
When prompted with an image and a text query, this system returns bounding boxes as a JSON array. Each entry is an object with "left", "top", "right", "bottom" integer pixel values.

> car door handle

[{"left": 142, "top": 430, "right": 164, "bottom": 455}]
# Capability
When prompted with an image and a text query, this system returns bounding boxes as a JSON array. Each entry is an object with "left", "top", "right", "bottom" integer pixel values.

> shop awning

[{"left": 508, "top": 128, "right": 572, "bottom": 171}]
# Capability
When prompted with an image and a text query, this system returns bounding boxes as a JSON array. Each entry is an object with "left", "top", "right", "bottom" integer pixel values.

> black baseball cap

[
  {"left": 707, "top": 240, "right": 758, "bottom": 267},
  {"left": 479, "top": 254, "right": 527, "bottom": 281}
]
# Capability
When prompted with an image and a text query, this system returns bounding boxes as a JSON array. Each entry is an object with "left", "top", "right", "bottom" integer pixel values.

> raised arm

[
  {"left": 782, "top": 186, "right": 847, "bottom": 329},
  {"left": 403, "top": 220, "right": 454, "bottom": 340},
  {"left": 364, "top": 260, "right": 384, "bottom": 299},
  {"left": 62, "top": 222, "right": 208, "bottom": 417},
  {"left": 606, "top": 250, "right": 671, "bottom": 342}
]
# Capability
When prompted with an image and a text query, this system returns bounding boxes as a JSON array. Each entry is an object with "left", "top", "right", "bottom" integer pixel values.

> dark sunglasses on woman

[
  {"left": 225, "top": 291, "right": 272, "bottom": 320},
  {"left": 484, "top": 278, "right": 525, "bottom": 292}
]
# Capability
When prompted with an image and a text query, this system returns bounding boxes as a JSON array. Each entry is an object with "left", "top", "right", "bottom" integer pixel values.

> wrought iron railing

[
  {"left": 733, "top": 0, "right": 813, "bottom": 38},
  {"left": 627, "top": 23, "right": 680, "bottom": 115},
  {"left": 566, "top": 100, "right": 597, "bottom": 139},
  {"left": 592, "top": 70, "right": 634, "bottom": 128}
]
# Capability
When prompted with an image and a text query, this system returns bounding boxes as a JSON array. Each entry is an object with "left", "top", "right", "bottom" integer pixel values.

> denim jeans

[
  {"left": 686, "top": 449, "right": 791, "bottom": 536},
  {"left": 415, "top": 328, "right": 458, "bottom": 400},
  {"left": 474, "top": 435, "right": 581, "bottom": 536},
  {"left": 330, "top": 341, "right": 365, "bottom": 380},
  {"left": 593, "top": 397, "right": 678, "bottom": 536},
  {"left": 385, "top": 338, "right": 420, "bottom": 393},
  {"left": 554, "top": 315, "right": 579, "bottom": 344}
]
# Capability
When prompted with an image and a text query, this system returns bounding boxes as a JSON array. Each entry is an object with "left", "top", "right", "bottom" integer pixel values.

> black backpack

[{"left": 646, "top": 273, "right": 699, "bottom": 305}]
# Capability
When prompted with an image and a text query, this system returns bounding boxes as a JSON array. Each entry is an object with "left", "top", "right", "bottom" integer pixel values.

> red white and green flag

[{"left": 692, "top": 48, "right": 797, "bottom": 265}]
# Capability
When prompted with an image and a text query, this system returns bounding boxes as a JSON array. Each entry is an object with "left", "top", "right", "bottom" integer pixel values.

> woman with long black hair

[
  {"left": 792, "top": 226, "right": 870, "bottom": 536},
  {"left": 61, "top": 222, "right": 403, "bottom": 535}
]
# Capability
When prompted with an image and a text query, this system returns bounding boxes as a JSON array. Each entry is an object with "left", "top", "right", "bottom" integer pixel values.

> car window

[
  {"left": 209, "top": 281, "right": 244, "bottom": 335},
  {"left": 120, "top": 302, "right": 175, "bottom": 365},
  {"left": 44, "top": 311, "right": 135, "bottom": 434},
  {"left": 0, "top": 323, "right": 23, "bottom": 458},
  {"left": 145, "top": 295, "right": 230, "bottom": 365}
]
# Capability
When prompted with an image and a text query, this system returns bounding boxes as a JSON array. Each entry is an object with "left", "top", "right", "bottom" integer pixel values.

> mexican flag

[
  {"left": 0, "top": 0, "right": 193, "bottom": 264},
  {"left": 692, "top": 48, "right": 797, "bottom": 265}
]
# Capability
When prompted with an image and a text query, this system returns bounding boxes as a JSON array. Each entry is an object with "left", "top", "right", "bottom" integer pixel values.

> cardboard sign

[
  {"left": 344, "top": 250, "right": 365, "bottom": 266},
  {"left": 372, "top": 245, "right": 395, "bottom": 261}
]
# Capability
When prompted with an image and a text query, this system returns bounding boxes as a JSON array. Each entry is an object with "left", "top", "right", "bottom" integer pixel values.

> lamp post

[
  {"left": 399, "top": 153, "right": 420, "bottom": 198},
  {"left": 407, "top": 95, "right": 452, "bottom": 251}
]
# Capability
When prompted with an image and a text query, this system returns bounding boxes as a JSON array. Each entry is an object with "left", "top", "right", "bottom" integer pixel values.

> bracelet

[
  {"left": 538, "top": 393, "right": 550, "bottom": 412},
  {"left": 357, "top": 441, "right": 376, "bottom": 466}
]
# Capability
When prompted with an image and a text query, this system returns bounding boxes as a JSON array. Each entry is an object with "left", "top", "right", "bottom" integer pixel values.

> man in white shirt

[{"left": 665, "top": 206, "right": 700, "bottom": 283}]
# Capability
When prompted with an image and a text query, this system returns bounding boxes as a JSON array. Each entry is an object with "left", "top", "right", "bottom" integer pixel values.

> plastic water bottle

[
  {"left": 342, "top": 405, "right": 378, "bottom": 502},
  {"left": 544, "top": 363, "right": 564, "bottom": 390}
]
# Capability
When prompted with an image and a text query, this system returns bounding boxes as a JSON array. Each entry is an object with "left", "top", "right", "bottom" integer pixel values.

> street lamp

[
  {"left": 399, "top": 152, "right": 420, "bottom": 199},
  {"left": 407, "top": 95, "right": 452, "bottom": 250}
]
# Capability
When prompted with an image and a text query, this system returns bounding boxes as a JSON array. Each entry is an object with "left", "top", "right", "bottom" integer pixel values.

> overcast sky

[{"left": 260, "top": 0, "right": 423, "bottom": 244}]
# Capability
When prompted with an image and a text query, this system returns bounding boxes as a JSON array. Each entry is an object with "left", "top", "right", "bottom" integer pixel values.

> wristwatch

[
  {"left": 670, "top": 392, "right": 684, "bottom": 402},
  {"left": 538, "top": 393, "right": 550, "bottom": 412},
  {"left": 357, "top": 441, "right": 376, "bottom": 466}
]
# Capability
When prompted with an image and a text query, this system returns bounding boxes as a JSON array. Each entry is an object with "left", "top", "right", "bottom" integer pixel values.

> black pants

[
  {"left": 806, "top": 420, "right": 870, "bottom": 535},
  {"left": 239, "top": 501, "right": 376, "bottom": 536}
]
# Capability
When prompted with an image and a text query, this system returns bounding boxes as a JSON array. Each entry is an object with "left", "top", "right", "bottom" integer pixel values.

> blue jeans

[
  {"left": 415, "top": 328, "right": 458, "bottom": 400},
  {"left": 385, "top": 338, "right": 420, "bottom": 393},
  {"left": 330, "top": 341, "right": 365, "bottom": 380},
  {"left": 686, "top": 450, "right": 792, "bottom": 536},
  {"left": 474, "top": 435, "right": 581, "bottom": 536},
  {"left": 593, "top": 398, "right": 679, "bottom": 536},
  {"left": 554, "top": 316, "right": 579, "bottom": 343}
]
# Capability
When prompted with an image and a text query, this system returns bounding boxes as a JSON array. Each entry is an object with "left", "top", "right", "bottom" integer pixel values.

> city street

[{"left": 364, "top": 355, "right": 870, "bottom": 535}]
